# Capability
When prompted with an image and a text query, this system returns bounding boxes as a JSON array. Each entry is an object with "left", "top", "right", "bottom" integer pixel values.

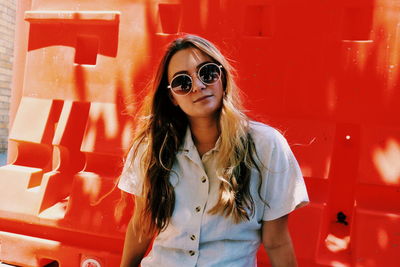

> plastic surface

[{"left": 1, "top": 0, "right": 399, "bottom": 266}]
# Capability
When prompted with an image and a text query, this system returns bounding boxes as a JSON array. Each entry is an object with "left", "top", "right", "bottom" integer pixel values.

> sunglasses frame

[{"left": 167, "top": 62, "right": 223, "bottom": 96}]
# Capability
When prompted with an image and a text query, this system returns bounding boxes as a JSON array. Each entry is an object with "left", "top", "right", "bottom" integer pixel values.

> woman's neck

[{"left": 189, "top": 117, "right": 219, "bottom": 155}]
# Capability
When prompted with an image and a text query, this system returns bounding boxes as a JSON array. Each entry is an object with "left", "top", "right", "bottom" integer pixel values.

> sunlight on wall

[
  {"left": 342, "top": 40, "right": 372, "bottom": 74},
  {"left": 83, "top": 103, "right": 119, "bottom": 152},
  {"left": 122, "top": 120, "right": 134, "bottom": 150},
  {"left": 91, "top": 103, "right": 118, "bottom": 138},
  {"left": 83, "top": 127, "right": 96, "bottom": 152},
  {"left": 81, "top": 172, "right": 101, "bottom": 202},
  {"left": 324, "top": 156, "right": 332, "bottom": 179},
  {"left": 326, "top": 77, "right": 337, "bottom": 115},
  {"left": 199, "top": 0, "right": 208, "bottom": 30},
  {"left": 1, "top": 231, "right": 61, "bottom": 254},
  {"left": 373, "top": 138, "right": 400, "bottom": 185},
  {"left": 377, "top": 227, "right": 389, "bottom": 249},
  {"left": 325, "top": 234, "right": 350, "bottom": 252},
  {"left": 330, "top": 261, "right": 350, "bottom": 267},
  {"left": 300, "top": 165, "right": 312, "bottom": 177},
  {"left": 373, "top": 6, "right": 400, "bottom": 100},
  {"left": 38, "top": 197, "right": 68, "bottom": 220}
]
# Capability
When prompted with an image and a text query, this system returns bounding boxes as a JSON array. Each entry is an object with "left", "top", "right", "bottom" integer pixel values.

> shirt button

[
  {"left": 201, "top": 177, "right": 207, "bottom": 183},
  {"left": 189, "top": 250, "right": 195, "bottom": 256},
  {"left": 190, "top": 234, "right": 196, "bottom": 240},
  {"left": 195, "top": 206, "right": 201, "bottom": 212}
]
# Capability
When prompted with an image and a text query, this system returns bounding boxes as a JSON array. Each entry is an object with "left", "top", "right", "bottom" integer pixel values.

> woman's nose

[{"left": 191, "top": 76, "right": 206, "bottom": 92}]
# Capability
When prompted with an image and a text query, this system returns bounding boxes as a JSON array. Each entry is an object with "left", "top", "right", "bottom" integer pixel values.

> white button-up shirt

[{"left": 118, "top": 121, "right": 309, "bottom": 267}]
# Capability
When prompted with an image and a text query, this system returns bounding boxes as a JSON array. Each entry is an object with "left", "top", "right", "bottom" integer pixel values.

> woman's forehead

[{"left": 168, "top": 48, "right": 212, "bottom": 79}]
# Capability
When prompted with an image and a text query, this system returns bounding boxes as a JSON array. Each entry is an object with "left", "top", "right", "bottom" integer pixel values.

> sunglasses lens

[
  {"left": 199, "top": 64, "right": 221, "bottom": 84},
  {"left": 171, "top": 75, "right": 192, "bottom": 95}
]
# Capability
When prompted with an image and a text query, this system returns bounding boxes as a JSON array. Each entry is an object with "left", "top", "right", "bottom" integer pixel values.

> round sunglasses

[{"left": 167, "top": 62, "right": 223, "bottom": 96}]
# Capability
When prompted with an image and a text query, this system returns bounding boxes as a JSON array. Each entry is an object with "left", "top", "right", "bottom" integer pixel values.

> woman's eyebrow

[
  {"left": 172, "top": 61, "right": 213, "bottom": 78},
  {"left": 172, "top": 70, "right": 188, "bottom": 77},
  {"left": 197, "top": 61, "right": 213, "bottom": 69}
]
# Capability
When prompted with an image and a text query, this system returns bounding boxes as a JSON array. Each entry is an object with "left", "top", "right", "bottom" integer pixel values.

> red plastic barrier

[{"left": 1, "top": 0, "right": 399, "bottom": 266}]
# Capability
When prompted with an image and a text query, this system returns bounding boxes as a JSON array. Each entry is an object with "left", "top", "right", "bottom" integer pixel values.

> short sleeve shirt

[{"left": 118, "top": 121, "right": 309, "bottom": 267}]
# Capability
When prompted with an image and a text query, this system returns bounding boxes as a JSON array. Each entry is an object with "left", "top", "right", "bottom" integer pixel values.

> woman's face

[{"left": 167, "top": 47, "right": 224, "bottom": 121}]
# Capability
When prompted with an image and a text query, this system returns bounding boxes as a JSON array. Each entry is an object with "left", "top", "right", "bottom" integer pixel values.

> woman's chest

[{"left": 160, "top": 153, "right": 264, "bottom": 244}]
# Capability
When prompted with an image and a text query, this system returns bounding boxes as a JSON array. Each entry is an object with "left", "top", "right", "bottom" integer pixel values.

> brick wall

[{"left": 0, "top": 0, "right": 16, "bottom": 153}]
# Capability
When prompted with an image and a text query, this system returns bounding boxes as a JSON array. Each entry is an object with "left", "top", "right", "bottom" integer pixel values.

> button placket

[
  {"left": 186, "top": 172, "right": 208, "bottom": 261},
  {"left": 183, "top": 176, "right": 205, "bottom": 261},
  {"left": 182, "top": 143, "right": 210, "bottom": 263}
]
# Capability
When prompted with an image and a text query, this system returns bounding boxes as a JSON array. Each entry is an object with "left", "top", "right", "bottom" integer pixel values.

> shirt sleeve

[
  {"left": 117, "top": 143, "right": 146, "bottom": 196},
  {"left": 262, "top": 131, "right": 309, "bottom": 221}
]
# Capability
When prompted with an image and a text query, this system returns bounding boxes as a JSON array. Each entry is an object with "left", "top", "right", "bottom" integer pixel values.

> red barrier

[{"left": 1, "top": 0, "right": 399, "bottom": 266}]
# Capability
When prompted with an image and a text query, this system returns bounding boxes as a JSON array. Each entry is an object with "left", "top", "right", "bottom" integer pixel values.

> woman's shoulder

[
  {"left": 248, "top": 121, "right": 295, "bottom": 171},
  {"left": 123, "top": 138, "right": 149, "bottom": 169},
  {"left": 249, "top": 121, "right": 286, "bottom": 146},
  {"left": 248, "top": 120, "right": 293, "bottom": 158}
]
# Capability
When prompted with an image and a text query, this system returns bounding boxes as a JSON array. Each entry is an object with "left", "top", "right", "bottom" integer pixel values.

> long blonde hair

[{"left": 123, "top": 34, "right": 262, "bottom": 237}]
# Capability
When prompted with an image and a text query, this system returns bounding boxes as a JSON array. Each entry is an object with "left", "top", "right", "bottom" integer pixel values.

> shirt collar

[
  {"left": 181, "top": 126, "right": 221, "bottom": 154},
  {"left": 182, "top": 126, "right": 196, "bottom": 152}
]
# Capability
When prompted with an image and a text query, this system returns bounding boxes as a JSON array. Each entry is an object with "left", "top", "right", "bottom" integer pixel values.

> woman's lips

[{"left": 193, "top": 95, "right": 213, "bottom": 103}]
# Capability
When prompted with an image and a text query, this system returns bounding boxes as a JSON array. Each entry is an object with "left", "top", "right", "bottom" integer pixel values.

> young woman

[{"left": 118, "top": 34, "right": 309, "bottom": 267}]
